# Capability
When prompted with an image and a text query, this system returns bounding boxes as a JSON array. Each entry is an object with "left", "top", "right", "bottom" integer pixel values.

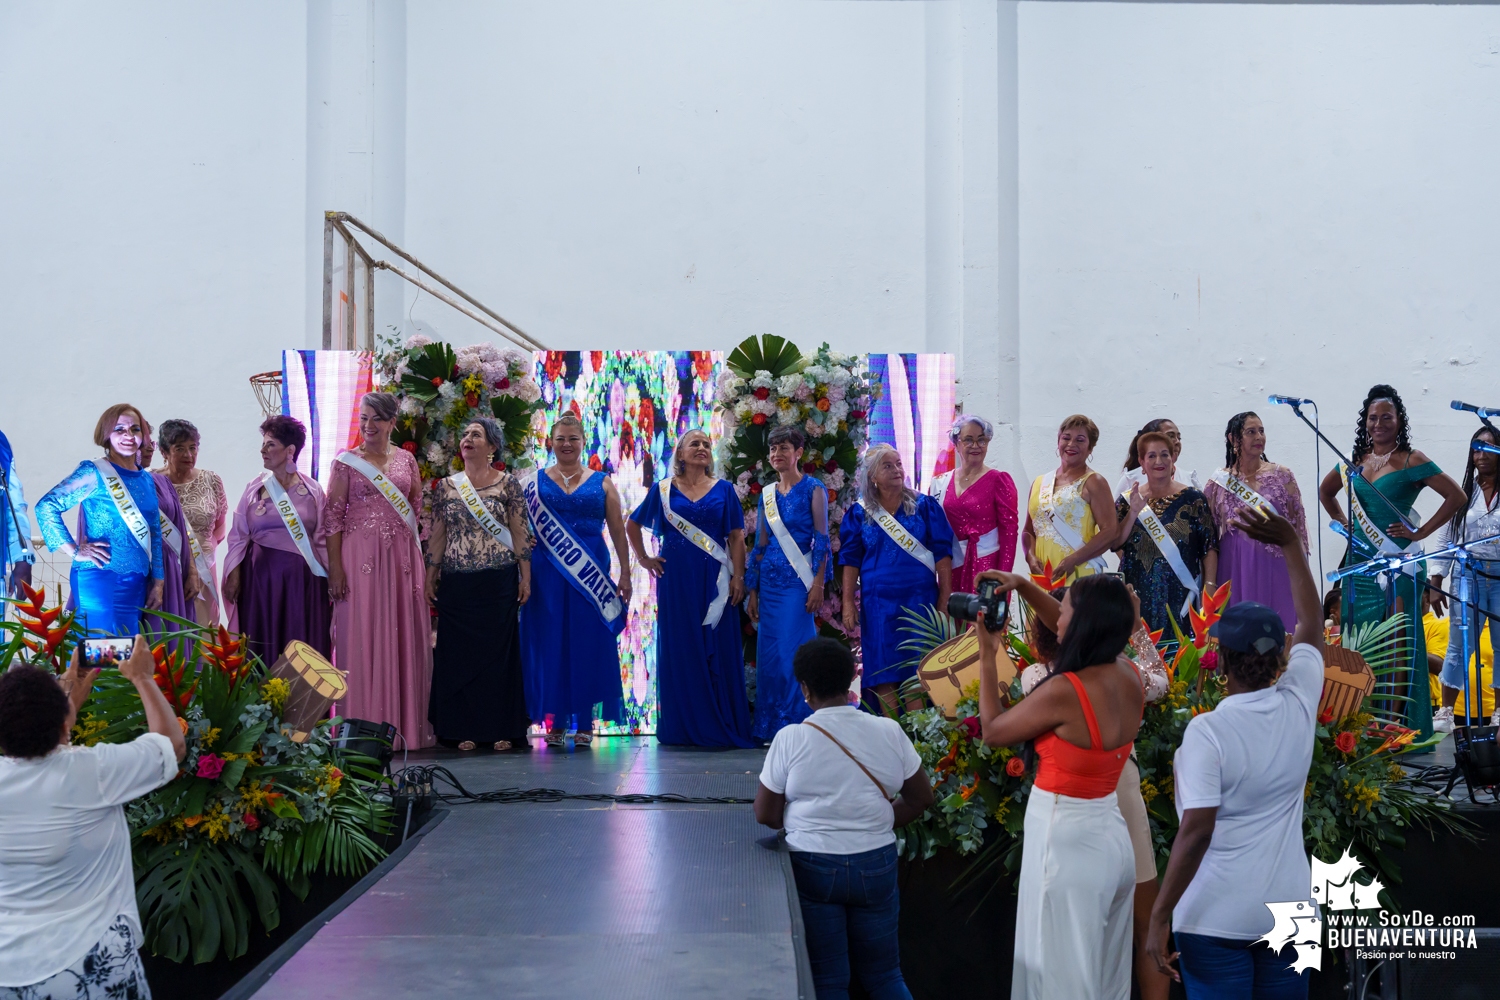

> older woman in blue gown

[
  {"left": 628, "top": 429, "right": 755, "bottom": 748},
  {"left": 745, "top": 426, "right": 831, "bottom": 740},
  {"left": 839, "top": 444, "right": 952, "bottom": 711}
]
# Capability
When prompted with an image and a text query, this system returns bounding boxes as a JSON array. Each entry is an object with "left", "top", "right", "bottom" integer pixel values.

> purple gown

[{"left": 1203, "top": 463, "right": 1310, "bottom": 631}]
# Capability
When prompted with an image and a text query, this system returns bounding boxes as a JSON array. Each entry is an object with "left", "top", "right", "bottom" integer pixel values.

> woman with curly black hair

[{"left": 1318, "top": 384, "right": 1464, "bottom": 738}]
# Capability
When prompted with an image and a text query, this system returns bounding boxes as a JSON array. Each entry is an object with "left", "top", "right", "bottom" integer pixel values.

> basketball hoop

[{"left": 249, "top": 370, "right": 284, "bottom": 418}]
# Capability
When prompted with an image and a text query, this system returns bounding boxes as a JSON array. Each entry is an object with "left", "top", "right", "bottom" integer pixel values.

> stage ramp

[{"left": 253, "top": 741, "right": 804, "bottom": 1000}]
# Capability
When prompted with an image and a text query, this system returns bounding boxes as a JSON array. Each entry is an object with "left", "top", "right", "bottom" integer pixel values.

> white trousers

[{"left": 1011, "top": 788, "right": 1135, "bottom": 1000}]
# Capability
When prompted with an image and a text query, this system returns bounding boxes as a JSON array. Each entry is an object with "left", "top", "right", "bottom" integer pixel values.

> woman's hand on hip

[
  {"left": 639, "top": 555, "right": 665, "bottom": 578},
  {"left": 76, "top": 539, "right": 111, "bottom": 568}
]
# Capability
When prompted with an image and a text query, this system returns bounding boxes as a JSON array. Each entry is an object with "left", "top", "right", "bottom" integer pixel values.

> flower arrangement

[
  {"left": 0, "top": 605, "right": 393, "bottom": 965},
  {"left": 715, "top": 335, "right": 878, "bottom": 536},
  {"left": 374, "top": 333, "right": 543, "bottom": 489}
]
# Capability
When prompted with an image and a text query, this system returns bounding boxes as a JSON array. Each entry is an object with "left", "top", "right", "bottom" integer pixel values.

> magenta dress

[
  {"left": 224, "top": 472, "right": 332, "bottom": 667},
  {"left": 1203, "top": 463, "right": 1310, "bottom": 631},
  {"left": 937, "top": 469, "right": 1020, "bottom": 594},
  {"left": 318, "top": 450, "right": 434, "bottom": 749}
]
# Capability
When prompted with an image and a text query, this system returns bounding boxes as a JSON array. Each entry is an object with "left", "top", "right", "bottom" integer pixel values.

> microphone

[
  {"left": 1452, "top": 400, "right": 1500, "bottom": 419},
  {"left": 1268, "top": 394, "right": 1313, "bottom": 406},
  {"left": 1476, "top": 442, "right": 1500, "bottom": 457}
]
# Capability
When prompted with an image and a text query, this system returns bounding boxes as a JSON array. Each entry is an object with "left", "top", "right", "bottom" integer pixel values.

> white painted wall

[{"left": 1019, "top": 2, "right": 1500, "bottom": 573}]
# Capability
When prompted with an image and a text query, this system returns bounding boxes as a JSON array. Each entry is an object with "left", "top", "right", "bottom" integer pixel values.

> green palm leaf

[{"left": 726, "top": 335, "right": 803, "bottom": 380}]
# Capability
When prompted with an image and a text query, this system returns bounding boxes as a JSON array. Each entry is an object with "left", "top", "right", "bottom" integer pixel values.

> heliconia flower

[
  {"left": 1145, "top": 623, "right": 1164, "bottom": 647},
  {"left": 959, "top": 779, "right": 979, "bottom": 802},
  {"left": 1317, "top": 706, "right": 1335, "bottom": 726},
  {"left": 1371, "top": 727, "right": 1415, "bottom": 756},
  {"left": 1030, "top": 561, "right": 1060, "bottom": 590}
]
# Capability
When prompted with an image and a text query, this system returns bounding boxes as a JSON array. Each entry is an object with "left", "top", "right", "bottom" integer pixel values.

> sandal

[
  {"left": 573, "top": 732, "right": 593, "bottom": 748},
  {"left": 544, "top": 733, "right": 567, "bottom": 748},
  {"left": 493, "top": 740, "right": 514, "bottom": 752},
  {"left": 457, "top": 741, "right": 477, "bottom": 751}
]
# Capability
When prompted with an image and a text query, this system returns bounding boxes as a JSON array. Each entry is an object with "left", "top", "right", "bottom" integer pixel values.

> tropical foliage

[{"left": 1, "top": 587, "right": 394, "bottom": 964}]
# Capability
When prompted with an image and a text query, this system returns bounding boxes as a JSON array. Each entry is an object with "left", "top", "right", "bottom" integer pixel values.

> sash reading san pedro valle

[
  {"left": 762, "top": 485, "right": 815, "bottom": 591},
  {"left": 861, "top": 499, "right": 936, "bottom": 572},
  {"left": 522, "top": 471, "right": 625, "bottom": 635},
  {"left": 450, "top": 471, "right": 515, "bottom": 552},
  {"left": 262, "top": 473, "right": 327, "bottom": 577},
  {"left": 661, "top": 480, "right": 735, "bottom": 627},
  {"left": 334, "top": 452, "right": 420, "bottom": 539},
  {"left": 92, "top": 459, "right": 152, "bottom": 557}
]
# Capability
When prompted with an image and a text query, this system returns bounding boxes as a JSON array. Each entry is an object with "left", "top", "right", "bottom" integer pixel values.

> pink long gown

[
  {"left": 940, "top": 468, "right": 1020, "bottom": 594},
  {"left": 319, "top": 449, "right": 434, "bottom": 749}
]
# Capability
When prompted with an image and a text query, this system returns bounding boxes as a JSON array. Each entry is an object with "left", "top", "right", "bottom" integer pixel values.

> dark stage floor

[{"left": 253, "top": 738, "right": 799, "bottom": 1000}]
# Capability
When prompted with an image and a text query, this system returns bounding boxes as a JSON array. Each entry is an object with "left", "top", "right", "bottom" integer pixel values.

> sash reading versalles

[
  {"left": 450, "top": 471, "right": 515, "bottom": 552},
  {"left": 661, "top": 480, "right": 734, "bottom": 627},
  {"left": 762, "top": 483, "right": 815, "bottom": 592},
  {"left": 334, "top": 452, "right": 419, "bottom": 540},
  {"left": 1037, "top": 471, "right": 1106, "bottom": 573},
  {"left": 92, "top": 459, "right": 152, "bottom": 558},
  {"left": 861, "top": 499, "right": 936, "bottom": 572},
  {"left": 262, "top": 473, "right": 327, "bottom": 578},
  {"left": 1208, "top": 470, "right": 1280, "bottom": 517},
  {"left": 1134, "top": 498, "right": 1200, "bottom": 617},
  {"left": 521, "top": 471, "right": 625, "bottom": 634}
]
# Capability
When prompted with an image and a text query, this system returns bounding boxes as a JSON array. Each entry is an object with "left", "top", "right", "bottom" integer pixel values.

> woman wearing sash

[
  {"left": 931, "top": 415, "right": 1019, "bottom": 593},
  {"left": 838, "top": 444, "right": 953, "bottom": 710},
  {"left": 1203, "top": 412, "right": 1309, "bottom": 630},
  {"left": 628, "top": 428, "right": 755, "bottom": 748},
  {"left": 1318, "top": 385, "right": 1464, "bottom": 739},
  {"left": 425, "top": 418, "right": 531, "bottom": 751},
  {"left": 1115, "top": 418, "right": 1201, "bottom": 498},
  {"left": 223, "top": 415, "right": 332, "bottom": 666},
  {"left": 1114, "top": 431, "right": 1218, "bottom": 634},
  {"left": 745, "top": 426, "right": 831, "bottom": 740},
  {"left": 157, "top": 419, "right": 228, "bottom": 628},
  {"left": 1022, "top": 414, "right": 1116, "bottom": 585},
  {"left": 521, "top": 414, "right": 631, "bottom": 747},
  {"left": 321, "top": 392, "right": 434, "bottom": 749},
  {"left": 139, "top": 431, "right": 199, "bottom": 641}
]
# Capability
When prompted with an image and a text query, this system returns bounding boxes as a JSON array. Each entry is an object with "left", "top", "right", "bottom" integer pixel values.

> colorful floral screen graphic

[{"left": 530, "top": 351, "right": 725, "bottom": 734}]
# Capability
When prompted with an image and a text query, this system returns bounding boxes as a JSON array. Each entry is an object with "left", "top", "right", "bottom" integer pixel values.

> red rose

[
  {"left": 430, "top": 376, "right": 443, "bottom": 387},
  {"left": 959, "top": 716, "right": 981, "bottom": 740},
  {"left": 802, "top": 461, "right": 818, "bottom": 474},
  {"left": 464, "top": 392, "right": 479, "bottom": 408},
  {"left": 243, "top": 812, "right": 260, "bottom": 831},
  {"left": 1317, "top": 706, "right": 1335, "bottom": 726},
  {"left": 1201, "top": 650, "right": 1218, "bottom": 672},
  {"left": 753, "top": 387, "right": 770, "bottom": 400},
  {"left": 824, "top": 460, "right": 839, "bottom": 473},
  {"left": 195, "top": 754, "right": 225, "bottom": 780},
  {"left": 493, "top": 461, "right": 506, "bottom": 472},
  {"left": 752, "top": 413, "right": 768, "bottom": 426},
  {"left": 850, "top": 409, "right": 866, "bottom": 420},
  {"left": 1005, "top": 757, "right": 1026, "bottom": 777},
  {"left": 749, "top": 482, "right": 763, "bottom": 495},
  {"left": 498, "top": 377, "right": 511, "bottom": 390},
  {"left": 1334, "top": 731, "right": 1358, "bottom": 755},
  {"left": 400, "top": 441, "right": 417, "bottom": 453}
]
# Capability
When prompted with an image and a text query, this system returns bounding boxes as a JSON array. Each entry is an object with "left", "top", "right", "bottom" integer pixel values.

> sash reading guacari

[{"left": 521, "top": 471, "right": 626, "bottom": 635}]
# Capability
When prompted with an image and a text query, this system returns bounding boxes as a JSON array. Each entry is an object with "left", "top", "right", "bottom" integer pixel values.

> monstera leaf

[
  {"left": 726, "top": 334, "right": 803, "bottom": 380},
  {"left": 136, "top": 840, "right": 278, "bottom": 963},
  {"left": 398, "top": 342, "right": 459, "bottom": 403}
]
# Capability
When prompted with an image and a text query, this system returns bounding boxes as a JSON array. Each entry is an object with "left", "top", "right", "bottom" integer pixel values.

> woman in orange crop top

[{"left": 975, "top": 573, "right": 1144, "bottom": 1000}]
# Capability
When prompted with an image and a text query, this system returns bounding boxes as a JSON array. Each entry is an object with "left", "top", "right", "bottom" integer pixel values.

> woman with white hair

[
  {"left": 839, "top": 444, "right": 953, "bottom": 709},
  {"left": 929, "top": 415, "right": 1018, "bottom": 593},
  {"left": 628, "top": 428, "right": 754, "bottom": 747}
]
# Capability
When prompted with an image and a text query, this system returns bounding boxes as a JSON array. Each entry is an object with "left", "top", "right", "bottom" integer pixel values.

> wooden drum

[{"left": 269, "top": 640, "right": 348, "bottom": 742}]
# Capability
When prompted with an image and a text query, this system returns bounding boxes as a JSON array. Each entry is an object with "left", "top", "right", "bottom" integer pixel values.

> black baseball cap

[{"left": 1208, "top": 601, "right": 1286, "bottom": 654}]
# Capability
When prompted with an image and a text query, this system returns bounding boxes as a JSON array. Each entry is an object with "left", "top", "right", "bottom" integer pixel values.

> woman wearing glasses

[{"left": 930, "top": 416, "right": 1018, "bottom": 593}]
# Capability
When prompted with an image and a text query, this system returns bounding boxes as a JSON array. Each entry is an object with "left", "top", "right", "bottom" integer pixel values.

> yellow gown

[{"left": 1027, "top": 470, "right": 1105, "bottom": 584}]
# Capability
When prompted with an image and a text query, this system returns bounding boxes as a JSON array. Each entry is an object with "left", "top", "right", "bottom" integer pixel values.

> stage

[{"left": 247, "top": 739, "right": 805, "bottom": 1000}]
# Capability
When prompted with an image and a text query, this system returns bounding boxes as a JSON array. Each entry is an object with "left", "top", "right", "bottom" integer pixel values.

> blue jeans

[
  {"left": 789, "top": 844, "right": 912, "bottom": 1000},
  {"left": 1441, "top": 560, "right": 1500, "bottom": 713},
  {"left": 1176, "top": 932, "right": 1309, "bottom": 1000}
]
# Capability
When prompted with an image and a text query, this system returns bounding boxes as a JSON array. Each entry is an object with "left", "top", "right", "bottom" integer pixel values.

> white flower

[
  {"left": 736, "top": 471, "right": 751, "bottom": 485},
  {"left": 793, "top": 381, "right": 813, "bottom": 402},
  {"left": 734, "top": 400, "right": 753, "bottom": 420},
  {"left": 804, "top": 419, "right": 822, "bottom": 438},
  {"left": 514, "top": 379, "right": 542, "bottom": 403},
  {"left": 404, "top": 334, "right": 433, "bottom": 349},
  {"left": 826, "top": 383, "right": 846, "bottom": 402},
  {"left": 399, "top": 396, "right": 422, "bottom": 416},
  {"left": 426, "top": 441, "right": 446, "bottom": 464},
  {"left": 776, "top": 407, "right": 800, "bottom": 426},
  {"left": 828, "top": 400, "right": 849, "bottom": 423},
  {"left": 717, "top": 371, "right": 742, "bottom": 398},
  {"left": 776, "top": 373, "right": 804, "bottom": 397},
  {"left": 734, "top": 480, "right": 750, "bottom": 500},
  {"left": 750, "top": 370, "right": 775, "bottom": 390},
  {"left": 437, "top": 381, "right": 459, "bottom": 401},
  {"left": 826, "top": 468, "right": 845, "bottom": 491}
]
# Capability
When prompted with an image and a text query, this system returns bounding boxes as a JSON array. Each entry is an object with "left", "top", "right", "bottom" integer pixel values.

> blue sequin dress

[
  {"left": 520, "top": 471, "right": 625, "bottom": 731},
  {"left": 631, "top": 479, "right": 755, "bottom": 748},
  {"left": 746, "top": 476, "right": 831, "bottom": 740},
  {"left": 36, "top": 460, "right": 164, "bottom": 636}
]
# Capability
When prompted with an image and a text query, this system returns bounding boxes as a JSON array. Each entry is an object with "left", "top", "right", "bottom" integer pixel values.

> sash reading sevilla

[
  {"left": 92, "top": 459, "right": 152, "bottom": 557},
  {"left": 159, "top": 512, "right": 221, "bottom": 603},
  {"left": 262, "top": 473, "right": 327, "bottom": 578},
  {"left": 1037, "top": 471, "right": 1107, "bottom": 572},
  {"left": 1209, "top": 470, "right": 1280, "bottom": 517},
  {"left": 1134, "top": 499, "right": 1201, "bottom": 617},
  {"left": 334, "top": 452, "right": 419, "bottom": 540},
  {"left": 1339, "top": 464, "right": 1419, "bottom": 578},
  {"left": 521, "top": 471, "right": 625, "bottom": 635},
  {"left": 929, "top": 470, "right": 999, "bottom": 568},
  {"left": 450, "top": 471, "right": 515, "bottom": 552},
  {"left": 861, "top": 499, "right": 936, "bottom": 572},
  {"left": 661, "top": 480, "right": 734, "bottom": 627},
  {"left": 762, "top": 484, "right": 815, "bottom": 592}
]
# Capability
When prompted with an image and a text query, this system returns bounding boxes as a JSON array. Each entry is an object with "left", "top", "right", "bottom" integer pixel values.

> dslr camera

[{"left": 947, "top": 578, "right": 1010, "bottom": 633}]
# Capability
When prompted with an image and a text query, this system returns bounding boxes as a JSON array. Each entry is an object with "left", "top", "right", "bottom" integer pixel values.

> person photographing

[
  {"left": 1145, "top": 506, "right": 1324, "bottom": 998},
  {"left": 0, "top": 638, "right": 186, "bottom": 998}
]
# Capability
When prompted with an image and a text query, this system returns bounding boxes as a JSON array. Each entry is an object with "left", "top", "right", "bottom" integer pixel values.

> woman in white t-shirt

[
  {"left": 1146, "top": 507, "right": 1324, "bottom": 998},
  {"left": 755, "top": 637, "right": 934, "bottom": 1000},
  {"left": 0, "top": 639, "right": 186, "bottom": 999}
]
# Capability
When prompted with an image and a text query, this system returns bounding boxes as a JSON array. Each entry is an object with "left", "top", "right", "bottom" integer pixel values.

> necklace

[
  {"left": 557, "top": 467, "right": 582, "bottom": 487},
  {"left": 1363, "top": 450, "right": 1396, "bottom": 473}
]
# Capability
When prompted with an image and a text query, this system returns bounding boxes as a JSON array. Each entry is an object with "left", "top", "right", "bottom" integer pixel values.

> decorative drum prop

[
  {"left": 269, "top": 640, "right": 348, "bottom": 741},
  {"left": 1318, "top": 644, "right": 1375, "bottom": 723},
  {"left": 917, "top": 632, "right": 1017, "bottom": 719}
]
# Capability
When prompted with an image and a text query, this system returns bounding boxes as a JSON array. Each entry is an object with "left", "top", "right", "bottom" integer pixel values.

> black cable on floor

[{"left": 392, "top": 764, "right": 755, "bottom": 806}]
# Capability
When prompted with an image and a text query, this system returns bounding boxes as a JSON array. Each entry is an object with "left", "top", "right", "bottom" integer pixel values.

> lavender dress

[
  {"left": 144, "top": 472, "right": 194, "bottom": 640},
  {"left": 1203, "top": 463, "right": 1310, "bottom": 631}
]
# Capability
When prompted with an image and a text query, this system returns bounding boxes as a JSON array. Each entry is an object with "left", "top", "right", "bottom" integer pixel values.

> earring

[{"left": 488, "top": 453, "right": 496, "bottom": 465}]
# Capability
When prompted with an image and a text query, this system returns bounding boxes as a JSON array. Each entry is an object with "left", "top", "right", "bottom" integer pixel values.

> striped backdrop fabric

[
  {"left": 281, "top": 350, "right": 375, "bottom": 483},
  {"left": 866, "top": 353, "right": 957, "bottom": 493}
]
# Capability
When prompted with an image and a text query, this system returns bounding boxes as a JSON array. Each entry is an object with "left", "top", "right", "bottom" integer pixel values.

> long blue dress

[
  {"left": 630, "top": 479, "right": 755, "bottom": 748},
  {"left": 520, "top": 471, "right": 625, "bottom": 731},
  {"left": 838, "top": 494, "right": 953, "bottom": 688},
  {"left": 746, "top": 476, "right": 831, "bottom": 740},
  {"left": 36, "top": 460, "right": 164, "bottom": 636}
]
